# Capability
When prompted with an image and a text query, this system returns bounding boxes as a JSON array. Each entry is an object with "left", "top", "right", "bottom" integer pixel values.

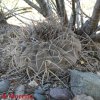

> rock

[
  {"left": 97, "top": 72, "right": 100, "bottom": 76},
  {"left": 34, "top": 93, "right": 46, "bottom": 100},
  {"left": 0, "top": 79, "right": 10, "bottom": 93},
  {"left": 15, "top": 84, "right": 25, "bottom": 95},
  {"left": 50, "top": 87, "right": 73, "bottom": 100},
  {"left": 25, "top": 86, "right": 34, "bottom": 94},
  {"left": 28, "top": 80, "right": 38, "bottom": 88},
  {"left": 33, "top": 86, "right": 47, "bottom": 100},
  {"left": 73, "top": 94, "right": 94, "bottom": 100},
  {"left": 34, "top": 87, "right": 45, "bottom": 94},
  {"left": 70, "top": 70, "right": 100, "bottom": 100}
]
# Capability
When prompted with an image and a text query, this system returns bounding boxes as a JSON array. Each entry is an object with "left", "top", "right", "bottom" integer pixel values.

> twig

[{"left": 48, "top": 70, "right": 68, "bottom": 88}]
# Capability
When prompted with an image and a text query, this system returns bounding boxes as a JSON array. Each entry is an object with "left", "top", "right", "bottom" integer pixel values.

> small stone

[
  {"left": 34, "top": 93, "right": 46, "bottom": 100},
  {"left": 0, "top": 79, "right": 10, "bottom": 93},
  {"left": 28, "top": 80, "right": 38, "bottom": 87},
  {"left": 50, "top": 88, "right": 72, "bottom": 100},
  {"left": 73, "top": 94, "right": 94, "bottom": 100}
]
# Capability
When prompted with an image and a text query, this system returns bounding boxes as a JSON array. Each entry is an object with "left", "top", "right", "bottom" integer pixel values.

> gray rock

[
  {"left": 34, "top": 87, "right": 45, "bottom": 94},
  {"left": 0, "top": 79, "right": 10, "bottom": 93},
  {"left": 50, "top": 87, "right": 72, "bottom": 100},
  {"left": 73, "top": 94, "right": 94, "bottom": 100},
  {"left": 34, "top": 93, "right": 46, "bottom": 100},
  {"left": 15, "top": 84, "right": 25, "bottom": 95},
  {"left": 70, "top": 70, "right": 100, "bottom": 100}
]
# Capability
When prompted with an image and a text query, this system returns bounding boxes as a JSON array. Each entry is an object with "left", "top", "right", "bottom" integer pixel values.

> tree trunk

[
  {"left": 55, "top": 0, "right": 68, "bottom": 26},
  {"left": 90, "top": 0, "right": 100, "bottom": 33},
  {"left": 0, "top": 11, "right": 7, "bottom": 24},
  {"left": 82, "top": 0, "right": 100, "bottom": 35},
  {"left": 36, "top": 0, "right": 52, "bottom": 17}
]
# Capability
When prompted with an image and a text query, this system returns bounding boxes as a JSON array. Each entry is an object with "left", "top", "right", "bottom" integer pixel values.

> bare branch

[
  {"left": 23, "top": 0, "right": 43, "bottom": 16},
  {"left": 24, "top": 0, "right": 52, "bottom": 17},
  {"left": 72, "top": 0, "right": 76, "bottom": 28},
  {"left": 6, "top": 11, "right": 31, "bottom": 20}
]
